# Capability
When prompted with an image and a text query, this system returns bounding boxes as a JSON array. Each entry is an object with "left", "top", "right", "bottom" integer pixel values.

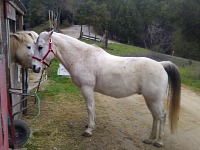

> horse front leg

[{"left": 81, "top": 86, "right": 95, "bottom": 137}]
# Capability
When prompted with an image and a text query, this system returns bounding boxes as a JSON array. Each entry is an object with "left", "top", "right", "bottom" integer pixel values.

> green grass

[
  {"left": 38, "top": 59, "right": 81, "bottom": 100},
  {"left": 179, "top": 66, "right": 200, "bottom": 91},
  {"left": 107, "top": 43, "right": 151, "bottom": 56},
  {"left": 49, "top": 60, "right": 80, "bottom": 94},
  {"left": 81, "top": 39, "right": 151, "bottom": 56}
]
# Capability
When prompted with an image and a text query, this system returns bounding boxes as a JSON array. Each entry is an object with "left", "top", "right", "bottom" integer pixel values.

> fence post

[
  {"left": 79, "top": 25, "right": 83, "bottom": 39},
  {"left": 102, "top": 30, "right": 108, "bottom": 48}
]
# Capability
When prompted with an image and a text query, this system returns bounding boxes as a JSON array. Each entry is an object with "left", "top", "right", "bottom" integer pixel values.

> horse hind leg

[
  {"left": 154, "top": 110, "right": 166, "bottom": 147},
  {"left": 143, "top": 116, "right": 158, "bottom": 144},
  {"left": 143, "top": 98, "right": 166, "bottom": 147}
]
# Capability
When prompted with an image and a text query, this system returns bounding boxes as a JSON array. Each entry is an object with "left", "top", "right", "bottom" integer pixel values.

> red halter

[{"left": 32, "top": 38, "right": 55, "bottom": 67}]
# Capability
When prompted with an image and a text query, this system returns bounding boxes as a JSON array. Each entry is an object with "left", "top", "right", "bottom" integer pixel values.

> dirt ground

[
  {"left": 60, "top": 25, "right": 118, "bottom": 44},
  {"left": 25, "top": 26, "right": 200, "bottom": 150},
  {"left": 26, "top": 83, "right": 200, "bottom": 150}
]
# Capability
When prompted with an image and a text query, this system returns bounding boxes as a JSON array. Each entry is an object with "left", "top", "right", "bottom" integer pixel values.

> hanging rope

[{"left": 33, "top": 69, "right": 45, "bottom": 120}]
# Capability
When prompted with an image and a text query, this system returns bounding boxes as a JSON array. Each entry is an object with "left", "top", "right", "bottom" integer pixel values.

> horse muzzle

[{"left": 32, "top": 65, "right": 41, "bottom": 73}]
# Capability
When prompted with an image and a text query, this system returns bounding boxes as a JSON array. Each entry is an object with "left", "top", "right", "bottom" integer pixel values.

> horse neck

[{"left": 52, "top": 33, "right": 87, "bottom": 71}]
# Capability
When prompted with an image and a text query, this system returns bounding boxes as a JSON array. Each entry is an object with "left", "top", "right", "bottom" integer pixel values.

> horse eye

[
  {"left": 38, "top": 46, "right": 43, "bottom": 50},
  {"left": 27, "top": 46, "right": 31, "bottom": 49}
]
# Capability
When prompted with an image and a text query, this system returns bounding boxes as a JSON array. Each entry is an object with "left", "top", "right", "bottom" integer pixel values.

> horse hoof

[
  {"left": 153, "top": 142, "right": 163, "bottom": 147},
  {"left": 143, "top": 139, "right": 153, "bottom": 145},
  {"left": 82, "top": 131, "right": 92, "bottom": 137}
]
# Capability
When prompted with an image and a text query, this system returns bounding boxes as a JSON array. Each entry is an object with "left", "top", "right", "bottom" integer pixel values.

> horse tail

[{"left": 160, "top": 61, "right": 181, "bottom": 134}]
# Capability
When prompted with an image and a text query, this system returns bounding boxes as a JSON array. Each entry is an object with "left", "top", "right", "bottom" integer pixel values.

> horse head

[
  {"left": 32, "top": 30, "right": 55, "bottom": 73},
  {"left": 16, "top": 43, "right": 36, "bottom": 69},
  {"left": 10, "top": 31, "right": 38, "bottom": 68}
]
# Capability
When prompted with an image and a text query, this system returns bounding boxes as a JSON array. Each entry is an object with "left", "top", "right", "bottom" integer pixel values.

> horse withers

[
  {"left": 10, "top": 31, "right": 38, "bottom": 68},
  {"left": 32, "top": 31, "right": 181, "bottom": 147}
]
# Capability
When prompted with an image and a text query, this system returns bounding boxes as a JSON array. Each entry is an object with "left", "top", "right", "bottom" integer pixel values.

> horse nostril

[
  {"left": 38, "top": 67, "right": 41, "bottom": 73},
  {"left": 38, "top": 46, "right": 43, "bottom": 50},
  {"left": 33, "top": 65, "right": 36, "bottom": 70},
  {"left": 32, "top": 65, "right": 41, "bottom": 73}
]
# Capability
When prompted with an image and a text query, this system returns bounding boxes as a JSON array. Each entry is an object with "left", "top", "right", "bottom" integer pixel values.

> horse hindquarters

[
  {"left": 143, "top": 61, "right": 181, "bottom": 147},
  {"left": 142, "top": 85, "right": 167, "bottom": 147},
  {"left": 143, "top": 96, "right": 167, "bottom": 147}
]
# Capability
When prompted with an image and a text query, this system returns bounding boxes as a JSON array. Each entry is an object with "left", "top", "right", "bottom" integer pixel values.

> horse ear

[
  {"left": 28, "top": 33, "right": 33, "bottom": 38},
  {"left": 49, "top": 30, "right": 54, "bottom": 37},
  {"left": 11, "top": 33, "right": 20, "bottom": 41}
]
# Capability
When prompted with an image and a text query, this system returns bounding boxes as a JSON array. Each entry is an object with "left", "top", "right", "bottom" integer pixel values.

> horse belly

[{"left": 94, "top": 74, "right": 139, "bottom": 98}]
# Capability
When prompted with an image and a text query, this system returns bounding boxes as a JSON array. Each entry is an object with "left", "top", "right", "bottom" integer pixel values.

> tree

[
  {"left": 28, "top": 0, "right": 47, "bottom": 28},
  {"left": 24, "top": 0, "right": 77, "bottom": 29},
  {"left": 107, "top": 0, "right": 144, "bottom": 44},
  {"left": 91, "top": 3, "right": 110, "bottom": 34},
  {"left": 75, "top": 0, "right": 110, "bottom": 36},
  {"left": 160, "top": 0, "right": 200, "bottom": 59},
  {"left": 22, "top": 0, "right": 200, "bottom": 60},
  {"left": 42, "top": 0, "right": 68, "bottom": 29}
]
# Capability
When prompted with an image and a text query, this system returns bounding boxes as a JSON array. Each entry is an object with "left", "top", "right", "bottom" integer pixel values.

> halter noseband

[{"left": 32, "top": 38, "right": 55, "bottom": 67}]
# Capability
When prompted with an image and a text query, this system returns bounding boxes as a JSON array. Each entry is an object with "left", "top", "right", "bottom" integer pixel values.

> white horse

[{"left": 32, "top": 31, "right": 181, "bottom": 147}]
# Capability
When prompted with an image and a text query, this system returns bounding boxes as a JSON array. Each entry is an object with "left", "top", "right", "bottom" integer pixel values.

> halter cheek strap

[{"left": 32, "top": 38, "right": 55, "bottom": 67}]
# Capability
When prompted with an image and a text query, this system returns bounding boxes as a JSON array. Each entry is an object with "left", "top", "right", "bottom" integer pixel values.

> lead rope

[{"left": 33, "top": 69, "right": 45, "bottom": 120}]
